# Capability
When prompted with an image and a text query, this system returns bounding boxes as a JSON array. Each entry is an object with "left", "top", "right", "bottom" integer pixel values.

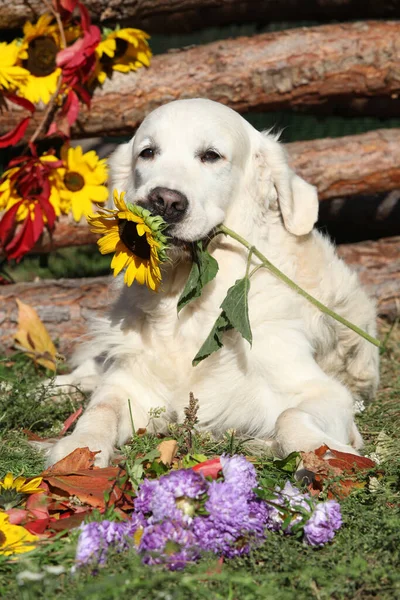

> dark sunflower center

[
  {"left": 24, "top": 36, "right": 58, "bottom": 77},
  {"left": 0, "top": 531, "right": 6, "bottom": 546},
  {"left": 118, "top": 219, "right": 151, "bottom": 259},
  {"left": 64, "top": 172, "right": 85, "bottom": 192},
  {"left": 101, "top": 38, "right": 128, "bottom": 67}
]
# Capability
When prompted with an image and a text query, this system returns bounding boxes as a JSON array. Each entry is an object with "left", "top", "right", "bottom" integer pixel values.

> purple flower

[
  {"left": 158, "top": 469, "right": 208, "bottom": 499},
  {"left": 265, "top": 482, "right": 311, "bottom": 533},
  {"left": 76, "top": 520, "right": 139, "bottom": 567},
  {"left": 135, "top": 469, "right": 209, "bottom": 525},
  {"left": 139, "top": 520, "right": 200, "bottom": 570},
  {"left": 134, "top": 478, "right": 159, "bottom": 516},
  {"left": 220, "top": 454, "right": 258, "bottom": 497},
  {"left": 192, "top": 481, "right": 268, "bottom": 558},
  {"left": 303, "top": 500, "right": 342, "bottom": 546}
]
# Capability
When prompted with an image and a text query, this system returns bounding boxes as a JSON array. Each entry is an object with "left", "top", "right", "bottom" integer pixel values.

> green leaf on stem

[
  {"left": 221, "top": 276, "right": 252, "bottom": 345},
  {"left": 177, "top": 241, "right": 219, "bottom": 312},
  {"left": 192, "top": 277, "right": 252, "bottom": 365}
]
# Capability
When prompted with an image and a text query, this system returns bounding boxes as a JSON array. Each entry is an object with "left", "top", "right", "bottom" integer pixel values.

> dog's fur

[{"left": 47, "top": 99, "right": 379, "bottom": 467}]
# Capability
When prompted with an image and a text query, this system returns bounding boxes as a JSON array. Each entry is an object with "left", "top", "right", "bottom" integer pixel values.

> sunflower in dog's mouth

[{"left": 87, "top": 190, "right": 169, "bottom": 290}]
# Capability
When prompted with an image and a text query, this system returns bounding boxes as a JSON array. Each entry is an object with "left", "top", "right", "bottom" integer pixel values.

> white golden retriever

[{"left": 48, "top": 99, "right": 379, "bottom": 467}]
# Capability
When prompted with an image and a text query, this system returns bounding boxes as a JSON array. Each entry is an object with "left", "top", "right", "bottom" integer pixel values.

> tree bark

[
  {"left": 1, "top": 0, "right": 400, "bottom": 33},
  {"left": 2, "top": 21, "right": 400, "bottom": 139},
  {"left": 0, "top": 237, "right": 398, "bottom": 357}
]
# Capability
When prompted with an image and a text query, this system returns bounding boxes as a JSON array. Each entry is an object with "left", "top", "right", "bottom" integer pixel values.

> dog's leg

[
  {"left": 273, "top": 377, "right": 361, "bottom": 457},
  {"left": 46, "top": 368, "right": 168, "bottom": 467}
]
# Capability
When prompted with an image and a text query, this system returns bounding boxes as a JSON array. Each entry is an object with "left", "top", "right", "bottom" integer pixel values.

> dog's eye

[
  {"left": 139, "top": 148, "right": 155, "bottom": 159},
  {"left": 200, "top": 150, "right": 222, "bottom": 163}
]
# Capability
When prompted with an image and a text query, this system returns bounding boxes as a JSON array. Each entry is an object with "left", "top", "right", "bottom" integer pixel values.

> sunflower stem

[{"left": 217, "top": 224, "right": 380, "bottom": 348}]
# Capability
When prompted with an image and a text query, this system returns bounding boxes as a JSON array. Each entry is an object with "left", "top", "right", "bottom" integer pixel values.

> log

[
  {"left": 1, "top": 0, "right": 399, "bottom": 33},
  {"left": 2, "top": 21, "right": 400, "bottom": 139},
  {"left": 0, "top": 237, "right": 399, "bottom": 357},
  {"left": 13, "top": 128, "right": 400, "bottom": 256}
]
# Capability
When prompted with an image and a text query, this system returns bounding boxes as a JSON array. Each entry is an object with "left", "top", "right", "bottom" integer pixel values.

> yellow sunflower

[
  {"left": 87, "top": 190, "right": 169, "bottom": 290},
  {"left": 94, "top": 27, "right": 151, "bottom": 84},
  {"left": 0, "top": 473, "right": 43, "bottom": 511},
  {"left": 0, "top": 41, "right": 29, "bottom": 91},
  {"left": 0, "top": 155, "right": 62, "bottom": 222},
  {"left": 17, "top": 13, "right": 62, "bottom": 104},
  {"left": 58, "top": 146, "right": 108, "bottom": 221},
  {"left": 0, "top": 512, "right": 38, "bottom": 556}
]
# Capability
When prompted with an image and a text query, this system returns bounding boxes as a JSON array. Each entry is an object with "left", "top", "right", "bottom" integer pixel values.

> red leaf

[
  {"left": 6, "top": 94, "right": 35, "bottom": 113},
  {"left": 192, "top": 458, "right": 222, "bottom": 479},
  {"left": 24, "top": 517, "right": 50, "bottom": 535},
  {"left": 0, "top": 201, "right": 21, "bottom": 247},
  {"left": 60, "top": 407, "right": 83, "bottom": 436},
  {"left": 5, "top": 204, "right": 45, "bottom": 261},
  {"left": 65, "top": 90, "right": 80, "bottom": 126},
  {"left": 0, "top": 117, "right": 31, "bottom": 149},
  {"left": 48, "top": 512, "right": 89, "bottom": 532}
]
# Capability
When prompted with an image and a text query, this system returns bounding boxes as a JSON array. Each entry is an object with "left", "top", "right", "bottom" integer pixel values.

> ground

[{"left": 0, "top": 322, "right": 399, "bottom": 600}]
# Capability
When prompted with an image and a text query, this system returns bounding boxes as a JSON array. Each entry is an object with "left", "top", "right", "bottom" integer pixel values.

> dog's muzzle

[{"left": 147, "top": 187, "right": 188, "bottom": 224}]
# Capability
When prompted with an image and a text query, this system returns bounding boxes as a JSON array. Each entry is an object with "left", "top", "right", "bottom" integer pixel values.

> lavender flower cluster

[{"left": 75, "top": 455, "right": 342, "bottom": 571}]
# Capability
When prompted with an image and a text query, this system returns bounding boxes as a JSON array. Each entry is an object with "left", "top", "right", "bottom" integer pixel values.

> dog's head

[{"left": 108, "top": 99, "right": 318, "bottom": 245}]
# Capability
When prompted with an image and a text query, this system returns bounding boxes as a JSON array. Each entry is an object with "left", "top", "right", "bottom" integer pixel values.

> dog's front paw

[{"left": 46, "top": 433, "right": 114, "bottom": 468}]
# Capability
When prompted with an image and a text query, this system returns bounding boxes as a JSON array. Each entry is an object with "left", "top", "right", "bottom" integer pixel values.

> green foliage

[
  {"left": 193, "top": 277, "right": 252, "bottom": 365},
  {"left": 177, "top": 241, "right": 219, "bottom": 312}
]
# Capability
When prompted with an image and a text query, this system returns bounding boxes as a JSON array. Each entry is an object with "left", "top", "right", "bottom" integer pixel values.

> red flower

[
  {"left": 56, "top": 3, "right": 101, "bottom": 87},
  {"left": 0, "top": 148, "right": 63, "bottom": 261}
]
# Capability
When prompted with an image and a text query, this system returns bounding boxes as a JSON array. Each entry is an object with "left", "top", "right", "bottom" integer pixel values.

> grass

[{"left": 0, "top": 326, "right": 399, "bottom": 600}]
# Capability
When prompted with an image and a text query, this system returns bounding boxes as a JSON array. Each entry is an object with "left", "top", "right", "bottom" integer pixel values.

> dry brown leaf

[
  {"left": 14, "top": 299, "right": 58, "bottom": 371},
  {"left": 157, "top": 439, "right": 178, "bottom": 466}
]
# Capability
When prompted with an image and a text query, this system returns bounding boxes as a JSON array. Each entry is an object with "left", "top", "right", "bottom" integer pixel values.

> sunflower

[
  {"left": 0, "top": 512, "right": 38, "bottom": 555},
  {"left": 17, "top": 13, "right": 62, "bottom": 104},
  {"left": 94, "top": 27, "right": 151, "bottom": 84},
  {"left": 58, "top": 146, "right": 108, "bottom": 221},
  {"left": 0, "top": 473, "right": 43, "bottom": 511},
  {"left": 87, "top": 190, "right": 169, "bottom": 290},
  {"left": 0, "top": 41, "right": 29, "bottom": 91}
]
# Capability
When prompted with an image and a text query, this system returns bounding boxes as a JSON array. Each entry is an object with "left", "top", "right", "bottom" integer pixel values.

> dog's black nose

[{"left": 147, "top": 187, "right": 188, "bottom": 223}]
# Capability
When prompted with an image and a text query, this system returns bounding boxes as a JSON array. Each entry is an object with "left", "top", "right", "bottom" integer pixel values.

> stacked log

[
  {"left": 1, "top": 0, "right": 399, "bottom": 33},
  {"left": 1, "top": 21, "right": 400, "bottom": 139}
]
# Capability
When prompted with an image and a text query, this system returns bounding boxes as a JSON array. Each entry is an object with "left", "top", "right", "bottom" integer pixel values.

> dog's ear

[
  {"left": 257, "top": 133, "right": 319, "bottom": 236},
  {"left": 107, "top": 137, "right": 135, "bottom": 206}
]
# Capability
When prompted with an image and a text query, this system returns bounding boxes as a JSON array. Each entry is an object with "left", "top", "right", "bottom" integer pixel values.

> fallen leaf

[
  {"left": 60, "top": 407, "right": 83, "bottom": 436},
  {"left": 301, "top": 445, "right": 377, "bottom": 498},
  {"left": 48, "top": 512, "right": 89, "bottom": 532},
  {"left": 40, "top": 449, "right": 133, "bottom": 510},
  {"left": 42, "top": 447, "right": 98, "bottom": 475},
  {"left": 157, "top": 440, "right": 178, "bottom": 466},
  {"left": 43, "top": 468, "right": 131, "bottom": 509},
  {"left": 14, "top": 299, "right": 59, "bottom": 371},
  {"left": 192, "top": 457, "right": 222, "bottom": 479}
]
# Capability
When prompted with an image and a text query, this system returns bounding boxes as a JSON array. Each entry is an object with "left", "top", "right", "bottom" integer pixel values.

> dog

[{"left": 47, "top": 98, "right": 379, "bottom": 467}]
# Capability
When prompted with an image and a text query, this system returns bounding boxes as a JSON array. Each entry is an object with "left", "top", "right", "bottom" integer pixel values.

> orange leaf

[
  {"left": 14, "top": 299, "right": 59, "bottom": 371},
  {"left": 301, "top": 445, "right": 377, "bottom": 499},
  {"left": 42, "top": 447, "right": 98, "bottom": 475},
  {"left": 43, "top": 468, "right": 128, "bottom": 509}
]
